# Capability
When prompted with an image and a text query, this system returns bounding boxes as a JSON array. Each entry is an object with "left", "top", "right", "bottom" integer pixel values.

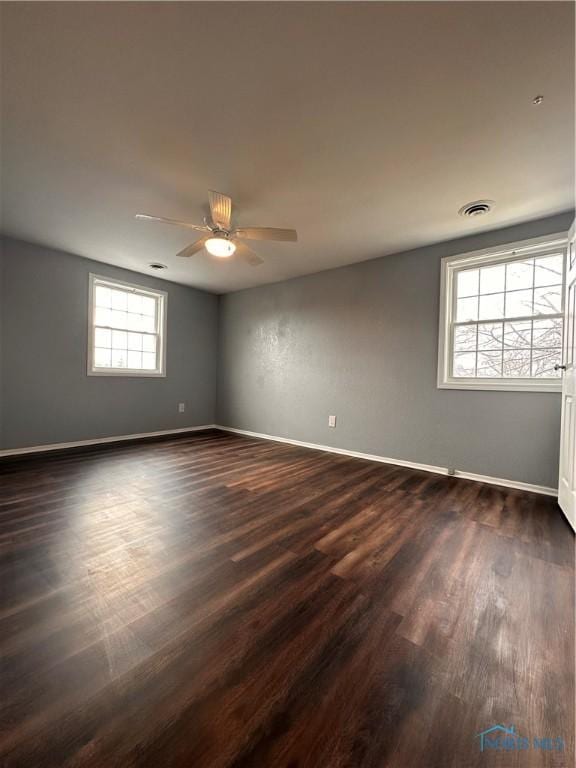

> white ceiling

[{"left": 1, "top": 2, "right": 574, "bottom": 294}]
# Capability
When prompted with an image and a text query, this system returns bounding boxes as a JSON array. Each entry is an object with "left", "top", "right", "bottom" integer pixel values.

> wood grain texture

[{"left": 0, "top": 429, "right": 573, "bottom": 768}]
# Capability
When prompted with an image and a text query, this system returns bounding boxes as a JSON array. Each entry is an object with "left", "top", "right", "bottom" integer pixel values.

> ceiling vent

[{"left": 459, "top": 200, "right": 494, "bottom": 218}]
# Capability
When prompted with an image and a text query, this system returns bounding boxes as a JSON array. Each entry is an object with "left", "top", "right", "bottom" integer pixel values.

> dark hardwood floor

[{"left": 0, "top": 429, "right": 573, "bottom": 768}]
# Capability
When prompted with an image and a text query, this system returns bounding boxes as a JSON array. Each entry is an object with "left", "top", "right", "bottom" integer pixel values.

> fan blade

[
  {"left": 208, "top": 191, "right": 232, "bottom": 230},
  {"left": 233, "top": 227, "right": 297, "bottom": 242},
  {"left": 136, "top": 214, "right": 209, "bottom": 233},
  {"left": 177, "top": 237, "right": 208, "bottom": 258},
  {"left": 235, "top": 241, "right": 264, "bottom": 267}
]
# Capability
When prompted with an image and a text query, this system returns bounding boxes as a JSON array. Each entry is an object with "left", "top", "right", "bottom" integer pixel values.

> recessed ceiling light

[
  {"left": 458, "top": 200, "right": 495, "bottom": 218},
  {"left": 532, "top": 95, "right": 544, "bottom": 105},
  {"left": 149, "top": 263, "right": 167, "bottom": 271}
]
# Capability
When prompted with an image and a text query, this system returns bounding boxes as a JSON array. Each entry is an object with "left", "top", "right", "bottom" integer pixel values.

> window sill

[
  {"left": 438, "top": 378, "right": 561, "bottom": 393},
  {"left": 88, "top": 369, "right": 166, "bottom": 378}
]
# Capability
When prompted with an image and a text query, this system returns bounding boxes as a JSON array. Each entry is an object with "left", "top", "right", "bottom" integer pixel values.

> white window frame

[
  {"left": 88, "top": 274, "right": 167, "bottom": 377},
  {"left": 438, "top": 233, "right": 568, "bottom": 393}
]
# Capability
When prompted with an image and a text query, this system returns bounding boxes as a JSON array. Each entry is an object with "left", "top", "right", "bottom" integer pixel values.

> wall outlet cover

[
  {"left": 328, "top": 415, "right": 337, "bottom": 428},
  {"left": 178, "top": 403, "right": 186, "bottom": 413}
]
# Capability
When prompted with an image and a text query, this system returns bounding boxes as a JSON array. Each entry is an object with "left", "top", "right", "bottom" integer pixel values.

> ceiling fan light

[{"left": 205, "top": 237, "right": 236, "bottom": 258}]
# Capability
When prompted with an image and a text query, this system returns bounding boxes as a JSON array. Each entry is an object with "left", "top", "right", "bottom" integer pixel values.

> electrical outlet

[
  {"left": 328, "top": 414, "right": 337, "bottom": 428},
  {"left": 178, "top": 402, "right": 185, "bottom": 413}
]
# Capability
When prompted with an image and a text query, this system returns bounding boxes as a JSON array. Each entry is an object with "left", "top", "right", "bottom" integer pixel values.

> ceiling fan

[{"left": 136, "top": 191, "right": 297, "bottom": 267}]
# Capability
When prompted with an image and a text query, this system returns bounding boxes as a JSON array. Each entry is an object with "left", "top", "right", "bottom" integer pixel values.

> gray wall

[
  {"left": 2, "top": 213, "right": 573, "bottom": 487},
  {"left": 0, "top": 237, "right": 218, "bottom": 449},
  {"left": 217, "top": 212, "right": 575, "bottom": 489}
]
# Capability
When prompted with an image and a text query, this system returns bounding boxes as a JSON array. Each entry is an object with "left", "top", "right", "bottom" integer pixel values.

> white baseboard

[
  {"left": 0, "top": 424, "right": 217, "bottom": 458},
  {"left": 215, "top": 425, "right": 558, "bottom": 497},
  {"left": 0, "top": 423, "right": 558, "bottom": 498}
]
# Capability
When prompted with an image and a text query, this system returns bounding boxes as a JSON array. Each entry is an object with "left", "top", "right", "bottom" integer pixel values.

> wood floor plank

[{"left": 0, "top": 429, "right": 573, "bottom": 767}]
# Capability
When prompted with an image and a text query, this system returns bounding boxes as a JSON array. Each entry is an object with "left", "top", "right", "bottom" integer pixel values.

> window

[
  {"left": 438, "top": 234, "right": 568, "bottom": 392},
  {"left": 88, "top": 275, "right": 167, "bottom": 376}
]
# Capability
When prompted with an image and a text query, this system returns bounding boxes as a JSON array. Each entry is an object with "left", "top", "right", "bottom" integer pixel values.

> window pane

[
  {"left": 125, "top": 313, "right": 139, "bottom": 331},
  {"left": 128, "top": 351, "right": 142, "bottom": 369},
  {"left": 457, "top": 269, "right": 479, "bottom": 298},
  {"left": 128, "top": 313, "right": 155, "bottom": 332},
  {"left": 453, "top": 351, "right": 476, "bottom": 377},
  {"left": 128, "top": 332, "right": 143, "bottom": 351},
  {"left": 457, "top": 297, "right": 478, "bottom": 322},
  {"left": 479, "top": 264, "right": 505, "bottom": 295},
  {"left": 534, "top": 254, "right": 563, "bottom": 287},
  {"left": 503, "top": 320, "right": 531, "bottom": 349},
  {"left": 506, "top": 259, "right": 533, "bottom": 291},
  {"left": 94, "top": 327, "right": 111, "bottom": 347},
  {"left": 142, "top": 334, "right": 156, "bottom": 353},
  {"left": 111, "top": 349, "right": 128, "bottom": 368},
  {"left": 112, "top": 330, "right": 127, "bottom": 349},
  {"left": 477, "top": 322, "right": 503, "bottom": 350},
  {"left": 454, "top": 325, "right": 477, "bottom": 351},
  {"left": 139, "top": 314, "right": 156, "bottom": 333},
  {"left": 142, "top": 352, "right": 157, "bottom": 370},
  {"left": 110, "top": 310, "right": 129, "bottom": 329},
  {"left": 95, "top": 286, "right": 112, "bottom": 308},
  {"left": 478, "top": 293, "right": 504, "bottom": 320},
  {"left": 477, "top": 351, "right": 502, "bottom": 377},
  {"left": 141, "top": 296, "right": 157, "bottom": 316},
  {"left": 505, "top": 289, "right": 533, "bottom": 318},
  {"left": 532, "top": 349, "right": 561, "bottom": 378},
  {"left": 533, "top": 317, "right": 562, "bottom": 348},
  {"left": 94, "top": 347, "right": 111, "bottom": 367},
  {"left": 533, "top": 286, "right": 561, "bottom": 315},
  {"left": 127, "top": 293, "right": 142, "bottom": 313},
  {"left": 503, "top": 349, "right": 531, "bottom": 377},
  {"left": 95, "top": 307, "right": 111, "bottom": 327},
  {"left": 111, "top": 289, "right": 128, "bottom": 311}
]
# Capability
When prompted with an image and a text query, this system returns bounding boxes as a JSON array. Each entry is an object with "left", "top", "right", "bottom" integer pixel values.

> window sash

[
  {"left": 453, "top": 312, "right": 562, "bottom": 327},
  {"left": 438, "top": 234, "right": 568, "bottom": 392},
  {"left": 450, "top": 316, "right": 563, "bottom": 380},
  {"left": 88, "top": 275, "right": 167, "bottom": 377}
]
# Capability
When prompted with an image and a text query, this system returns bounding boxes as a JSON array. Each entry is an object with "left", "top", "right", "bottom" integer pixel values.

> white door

[{"left": 558, "top": 221, "right": 576, "bottom": 531}]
